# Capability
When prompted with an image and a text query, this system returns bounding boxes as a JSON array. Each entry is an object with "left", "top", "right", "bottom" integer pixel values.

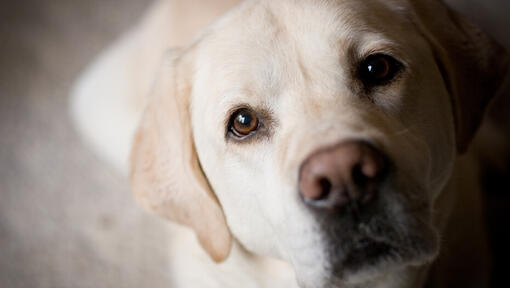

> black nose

[{"left": 298, "top": 141, "right": 389, "bottom": 212}]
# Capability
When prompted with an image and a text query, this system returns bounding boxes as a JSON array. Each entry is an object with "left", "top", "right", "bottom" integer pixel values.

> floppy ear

[
  {"left": 410, "top": 0, "right": 509, "bottom": 153},
  {"left": 130, "top": 49, "right": 232, "bottom": 262}
]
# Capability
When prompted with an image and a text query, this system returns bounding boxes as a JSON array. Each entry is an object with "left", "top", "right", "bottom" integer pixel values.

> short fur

[{"left": 71, "top": 0, "right": 508, "bottom": 287}]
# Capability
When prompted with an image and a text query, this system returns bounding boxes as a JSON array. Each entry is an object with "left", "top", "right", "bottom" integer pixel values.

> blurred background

[{"left": 0, "top": 0, "right": 508, "bottom": 287}]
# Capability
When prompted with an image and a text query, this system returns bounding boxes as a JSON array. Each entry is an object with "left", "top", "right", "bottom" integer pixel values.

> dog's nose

[{"left": 299, "top": 141, "right": 388, "bottom": 211}]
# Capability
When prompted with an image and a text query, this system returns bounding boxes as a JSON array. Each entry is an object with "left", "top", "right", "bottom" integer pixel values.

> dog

[{"left": 71, "top": 0, "right": 509, "bottom": 287}]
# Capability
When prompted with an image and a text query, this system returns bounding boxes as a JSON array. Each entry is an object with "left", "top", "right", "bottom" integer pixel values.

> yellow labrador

[{"left": 71, "top": 0, "right": 508, "bottom": 287}]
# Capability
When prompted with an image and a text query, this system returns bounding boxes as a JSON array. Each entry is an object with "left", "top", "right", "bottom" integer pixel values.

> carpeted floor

[{"left": 0, "top": 1, "right": 173, "bottom": 287}]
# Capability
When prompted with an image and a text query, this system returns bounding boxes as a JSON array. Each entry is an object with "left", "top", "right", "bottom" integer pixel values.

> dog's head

[{"left": 130, "top": 0, "right": 508, "bottom": 286}]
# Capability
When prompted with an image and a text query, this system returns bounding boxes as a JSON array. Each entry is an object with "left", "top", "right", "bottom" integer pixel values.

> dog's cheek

[
  {"left": 411, "top": 71, "right": 456, "bottom": 201},
  {"left": 387, "top": 53, "right": 457, "bottom": 202},
  {"left": 196, "top": 133, "right": 286, "bottom": 257}
]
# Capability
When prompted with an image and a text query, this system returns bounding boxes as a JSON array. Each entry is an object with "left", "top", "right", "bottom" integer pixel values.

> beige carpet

[
  {"left": 0, "top": 1, "right": 508, "bottom": 288},
  {"left": 0, "top": 1, "right": 173, "bottom": 287}
]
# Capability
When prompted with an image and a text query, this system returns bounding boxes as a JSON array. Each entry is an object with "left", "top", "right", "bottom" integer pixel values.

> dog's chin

[
  {"left": 341, "top": 237, "right": 395, "bottom": 270},
  {"left": 291, "top": 222, "right": 438, "bottom": 288},
  {"left": 336, "top": 216, "right": 437, "bottom": 280},
  {"left": 296, "top": 198, "right": 439, "bottom": 287},
  {"left": 294, "top": 235, "right": 437, "bottom": 288},
  {"left": 333, "top": 233, "right": 437, "bottom": 284}
]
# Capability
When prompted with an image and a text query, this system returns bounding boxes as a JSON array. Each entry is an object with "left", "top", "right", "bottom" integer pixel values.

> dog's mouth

[
  {"left": 342, "top": 238, "right": 393, "bottom": 269},
  {"left": 318, "top": 199, "right": 438, "bottom": 281},
  {"left": 321, "top": 224, "right": 436, "bottom": 286}
]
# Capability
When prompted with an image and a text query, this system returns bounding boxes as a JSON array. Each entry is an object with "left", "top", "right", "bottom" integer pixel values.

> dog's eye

[
  {"left": 359, "top": 54, "right": 401, "bottom": 86},
  {"left": 229, "top": 108, "right": 259, "bottom": 138}
]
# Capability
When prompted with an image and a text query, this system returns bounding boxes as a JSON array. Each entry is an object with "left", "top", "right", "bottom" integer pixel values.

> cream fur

[{"left": 71, "top": 0, "right": 508, "bottom": 287}]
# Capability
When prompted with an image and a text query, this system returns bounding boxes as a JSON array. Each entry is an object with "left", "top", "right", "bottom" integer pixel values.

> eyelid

[
  {"left": 359, "top": 52, "right": 406, "bottom": 70},
  {"left": 358, "top": 44, "right": 410, "bottom": 68}
]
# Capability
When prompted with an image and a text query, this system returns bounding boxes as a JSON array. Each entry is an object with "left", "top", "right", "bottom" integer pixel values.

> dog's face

[
  {"left": 192, "top": 0, "right": 454, "bottom": 285},
  {"left": 130, "top": 0, "right": 508, "bottom": 287}
]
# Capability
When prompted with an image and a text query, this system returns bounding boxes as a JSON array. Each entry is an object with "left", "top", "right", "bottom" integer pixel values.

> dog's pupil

[
  {"left": 237, "top": 113, "right": 252, "bottom": 126},
  {"left": 367, "top": 58, "right": 389, "bottom": 79},
  {"left": 359, "top": 54, "right": 401, "bottom": 87}
]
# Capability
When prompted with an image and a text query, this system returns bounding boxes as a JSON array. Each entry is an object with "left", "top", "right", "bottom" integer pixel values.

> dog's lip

[{"left": 341, "top": 237, "right": 394, "bottom": 268}]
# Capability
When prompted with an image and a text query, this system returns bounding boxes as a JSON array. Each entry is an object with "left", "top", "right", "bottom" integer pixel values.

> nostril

[
  {"left": 352, "top": 163, "right": 368, "bottom": 187},
  {"left": 316, "top": 177, "right": 332, "bottom": 200},
  {"left": 353, "top": 152, "right": 388, "bottom": 186},
  {"left": 351, "top": 150, "right": 388, "bottom": 205}
]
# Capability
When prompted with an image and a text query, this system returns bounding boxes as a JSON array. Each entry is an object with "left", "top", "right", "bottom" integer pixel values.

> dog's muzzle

[{"left": 297, "top": 140, "right": 436, "bottom": 279}]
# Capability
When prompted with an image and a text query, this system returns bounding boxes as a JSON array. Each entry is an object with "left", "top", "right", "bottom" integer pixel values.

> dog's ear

[
  {"left": 410, "top": 0, "right": 509, "bottom": 153},
  {"left": 130, "top": 49, "right": 232, "bottom": 262}
]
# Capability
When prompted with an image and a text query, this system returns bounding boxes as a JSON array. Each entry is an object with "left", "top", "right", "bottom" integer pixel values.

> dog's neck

[
  {"left": 166, "top": 223, "right": 299, "bottom": 287},
  {"left": 167, "top": 223, "right": 433, "bottom": 288}
]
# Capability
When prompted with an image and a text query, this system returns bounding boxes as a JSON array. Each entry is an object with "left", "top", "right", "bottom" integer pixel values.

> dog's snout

[{"left": 299, "top": 141, "right": 388, "bottom": 211}]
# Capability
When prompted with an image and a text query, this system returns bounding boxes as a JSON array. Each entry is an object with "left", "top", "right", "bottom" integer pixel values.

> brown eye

[
  {"left": 229, "top": 108, "right": 259, "bottom": 137},
  {"left": 359, "top": 54, "right": 401, "bottom": 86}
]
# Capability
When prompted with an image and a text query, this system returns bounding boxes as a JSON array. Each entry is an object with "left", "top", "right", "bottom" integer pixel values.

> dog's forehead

[{"left": 194, "top": 0, "right": 415, "bottom": 105}]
